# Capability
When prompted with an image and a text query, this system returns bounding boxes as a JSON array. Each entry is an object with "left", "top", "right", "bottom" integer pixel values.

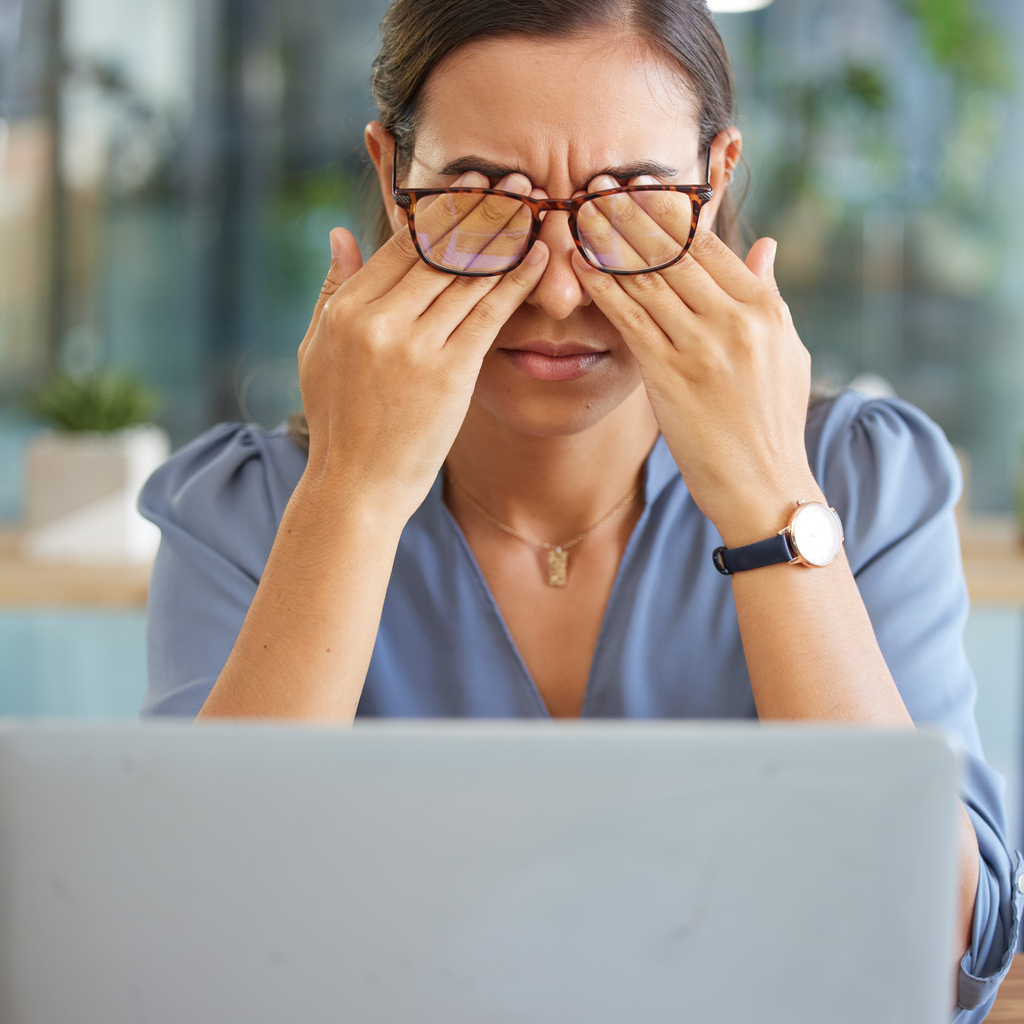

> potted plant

[{"left": 23, "top": 370, "right": 169, "bottom": 564}]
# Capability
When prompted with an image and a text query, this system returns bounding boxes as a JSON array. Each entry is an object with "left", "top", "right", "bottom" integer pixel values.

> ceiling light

[{"left": 707, "top": 0, "right": 775, "bottom": 12}]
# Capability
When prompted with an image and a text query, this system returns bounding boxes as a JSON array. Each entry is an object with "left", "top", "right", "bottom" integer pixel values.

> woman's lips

[{"left": 499, "top": 347, "right": 608, "bottom": 382}]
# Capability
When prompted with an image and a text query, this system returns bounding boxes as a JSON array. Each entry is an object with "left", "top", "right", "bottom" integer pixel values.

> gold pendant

[{"left": 546, "top": 547, "right": 568, "bottom": 588}]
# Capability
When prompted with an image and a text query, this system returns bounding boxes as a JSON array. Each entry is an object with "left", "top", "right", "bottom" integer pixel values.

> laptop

[{"left": 0, "top": 720, "right": 958, "bottom": 1023}]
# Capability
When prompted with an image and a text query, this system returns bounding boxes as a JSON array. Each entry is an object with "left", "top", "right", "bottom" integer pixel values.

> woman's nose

[{"left": 524, "top": 209, "right": 591, "bottom": 318}]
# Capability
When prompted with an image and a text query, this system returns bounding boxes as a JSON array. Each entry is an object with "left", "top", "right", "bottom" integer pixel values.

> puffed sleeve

[
  {"left": 137, "top": 422, "right": 307, "bottom": 716},
  {"left": 807, "top": 391, "right": 1024, "bottom": 1021}
]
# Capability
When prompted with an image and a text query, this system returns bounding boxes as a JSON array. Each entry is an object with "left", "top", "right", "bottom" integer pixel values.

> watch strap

[{"left": 712, "top": 532, "right": 795, "bottom": 576}]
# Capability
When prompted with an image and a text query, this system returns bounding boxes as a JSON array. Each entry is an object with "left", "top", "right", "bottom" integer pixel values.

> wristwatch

[{"left": 712, "top": 500, "right": 844, "bottom": 576}]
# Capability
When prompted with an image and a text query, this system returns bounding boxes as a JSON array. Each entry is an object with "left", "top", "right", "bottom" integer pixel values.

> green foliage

[
  {"left": 753, "top": 0, "right": 1010, "bottom": 227},
  {"left": 902, "top": 0, "right": 1013, "bottom": 217},
  {"left": 909, "top": 0, "right": 1012, "bottom": 92},
  {"left": 265, "top": 164, "right": 364, "bottom": 305},
  {"left": 34, "top": 371, "right": 160, "bottom": 433},
  {"left": 842, "top": 65, "right": 890, "bottom": 112},
  {"left": 762, "top": 62, "right": 892, "bottom": 209}
]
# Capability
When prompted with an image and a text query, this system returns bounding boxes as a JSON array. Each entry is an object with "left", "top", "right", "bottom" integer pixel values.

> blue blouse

[{"left": 139, "top": 389, "right": 1022, "bottom": 1019}]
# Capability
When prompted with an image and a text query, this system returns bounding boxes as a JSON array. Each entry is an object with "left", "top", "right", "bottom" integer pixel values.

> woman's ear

[
  {"left": 702, "top": 127, "right": 743, "bottom": 228},
  {"left": 365, "top": 121, "right": 407, "bottom": 236}
]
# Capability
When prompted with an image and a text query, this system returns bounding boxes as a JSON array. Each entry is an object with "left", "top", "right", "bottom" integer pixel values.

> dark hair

[
  {"left": 370, "top": 0, "right": 742, "bottom": 252},
  {"left": 289, "top": 0, "right": 742, "bottom": 450}
]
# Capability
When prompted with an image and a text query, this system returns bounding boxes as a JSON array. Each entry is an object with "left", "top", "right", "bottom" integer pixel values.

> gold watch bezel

[{"left": 778, "top": 500, "right": 844, "bottom": 568}]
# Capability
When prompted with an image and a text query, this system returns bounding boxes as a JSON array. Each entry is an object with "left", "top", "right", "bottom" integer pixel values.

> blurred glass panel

[
  {"left": 0, "top": 0, "right": 1022, "bottom": 514},
  {"left": 1, "top": 0, "right": 387, "bottom": 462},
  {"left": 716, "top": 0, "right": 1024, "bottom": 511}
]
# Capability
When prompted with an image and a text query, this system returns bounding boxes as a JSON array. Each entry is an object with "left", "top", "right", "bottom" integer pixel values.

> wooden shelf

[
  {"left": 961, "top": 516, "right": 1024, "bottom": 606},
  {"left": 0, "top": 530, "right": 150, "bottom": 609},
  {"left": 989, "top": 954, "right": 1024, "bottom": 1021},
  {"left": 0, "top": 515, "right": 1021, "bottom": 611}
]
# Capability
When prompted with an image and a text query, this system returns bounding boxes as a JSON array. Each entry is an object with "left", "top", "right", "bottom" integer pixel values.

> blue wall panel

[{"left": 0, "top": 610, "right": 146, "bottom": 717}]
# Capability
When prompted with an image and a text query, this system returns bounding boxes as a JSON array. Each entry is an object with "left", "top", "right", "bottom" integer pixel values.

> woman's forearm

[
  {"left": 730, "top": 549, "right": 910, "bottom": 726},
  {"left": 195, "top": 208, "right": 548, "bottom": 721},
  {"left": 196, "top": 474, "right": 405, "bottom": 721}
]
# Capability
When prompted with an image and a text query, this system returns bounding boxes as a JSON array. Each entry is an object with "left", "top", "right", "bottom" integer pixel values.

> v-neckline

[{"left": 436, "top": 469, "right": 655, "bottom": 719}]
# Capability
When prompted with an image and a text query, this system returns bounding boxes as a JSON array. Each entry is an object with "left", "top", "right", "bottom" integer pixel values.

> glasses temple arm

[{"left": 391, "top": 149, "right": 412, "bottom": 208}]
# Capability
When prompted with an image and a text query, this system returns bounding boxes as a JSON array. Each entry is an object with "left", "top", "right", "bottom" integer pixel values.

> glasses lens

[
  {"left": 577, "top": 189, "right": 695, "bottom": 272},
  {"left": 413, "top": 191, "right": 531, "bottom": 274}
]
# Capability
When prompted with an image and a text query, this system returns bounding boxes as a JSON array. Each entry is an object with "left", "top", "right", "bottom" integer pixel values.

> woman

[{"left": 139, "top": 0, "right": 1020, "bottom": 1015}]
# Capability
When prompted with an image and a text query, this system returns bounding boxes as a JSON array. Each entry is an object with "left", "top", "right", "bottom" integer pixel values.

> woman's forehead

[{"left": 414, "top": 30, "right": 701, "bottom": 186}]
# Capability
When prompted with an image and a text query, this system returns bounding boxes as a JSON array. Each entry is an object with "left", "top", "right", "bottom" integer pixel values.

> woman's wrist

[
  {"left": 709, "top": 475, "right": 827, "bottom": 550},
  {"left": 290, "top": 466, "right": 412, "bottom": 547}
]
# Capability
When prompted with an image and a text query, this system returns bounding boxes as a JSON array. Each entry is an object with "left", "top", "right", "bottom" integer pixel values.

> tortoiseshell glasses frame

[{"left": 391, "top": 151, "right": 714, "bottom": 278}]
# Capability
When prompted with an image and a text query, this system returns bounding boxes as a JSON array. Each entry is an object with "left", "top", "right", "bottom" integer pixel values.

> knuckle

[
  {"left": 627, "top": 270, "right": 667, "bottom": 298},
  {"left": 582, "top": 264, "right": 615, "bottom": 293},
  {"left": 507, "top": 257, "right": 545, "bottom": 287},
  {"left": 689, "top": 229, "right": 718, "bottom": 257},
  {"left": 476, "top": 196, "right": 517, "bottom": 229},
  {"left": 695, "top": 349, "right": 731, "bottom": 383},
  {"left": 317, "top": 277, "right": 336, "bottom": 302},
  {"left": 358, "top": 309, "right": 393, "bottom": 345},
  {"left": 390, "top": 228, "right": 420, "bottom": 262},
  {"left": 682, "top": 340, "right": 731, "bottom": 385},
  {"left": 619, "top": 302, "right": 650, "bottom": 334},
  {"left": 452, "top": 275, "right": 500, "bottom": 310},
  {"left": 324, "top": 294, "right": 353, "bottom": 329},
  {"left": 761, "top": 295, "right": 791, "bottom": 333},
  {"left": 469, "top": 294, "right": 505, "bottom": 330},
  {"left": 450, "top": 274, "right": 492, "bottom": 295},
  {"left": 504, "top": 261, "right": 532, "bottom": 286},
  {"left": 649, "top": 192, "right": 679, "bottom": 221},
  {"left": 610, "top": 196, "right": 639, "bottom": 225},
  {"left": 724, "top": 307, "right": 750, "bottom": 340}
]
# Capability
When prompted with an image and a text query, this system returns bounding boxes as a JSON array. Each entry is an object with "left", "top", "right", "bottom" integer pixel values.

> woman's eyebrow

[
  {"left": 597, "top": 161, "right": 680, "bottom": 181},
  {"left": 438, "top": 157, "right": 530, "bottom": 179},
  {"left": 437, "top": 157, "right": 681, "bottom": 184}
]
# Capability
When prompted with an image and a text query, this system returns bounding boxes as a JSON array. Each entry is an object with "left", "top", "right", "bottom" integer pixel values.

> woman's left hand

[{"left": 571, "top": 194, "right": 822, "bottom": 548}]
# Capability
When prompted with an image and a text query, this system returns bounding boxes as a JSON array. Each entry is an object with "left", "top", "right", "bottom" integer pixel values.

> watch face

[{"left": 790, "top": 503, "right": 843, "bottom": 566}]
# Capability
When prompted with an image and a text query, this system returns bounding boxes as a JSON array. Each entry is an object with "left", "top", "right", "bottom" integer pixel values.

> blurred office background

[
  {"left": 0, "top": 0, "right": 1019, "bottom": 478},
  {"left": 1, "top": 0, "right": 1023, "bottom": 847}
]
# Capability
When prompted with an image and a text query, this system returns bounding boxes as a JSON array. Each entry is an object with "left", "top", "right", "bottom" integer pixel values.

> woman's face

[{"left": 371, "top": 29, "right": 735, "bottom": 438}]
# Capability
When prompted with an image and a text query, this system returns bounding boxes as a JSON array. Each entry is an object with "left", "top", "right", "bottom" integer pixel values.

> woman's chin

[{"left": 469, "top": 367, "right": 647, "bottom": 439}]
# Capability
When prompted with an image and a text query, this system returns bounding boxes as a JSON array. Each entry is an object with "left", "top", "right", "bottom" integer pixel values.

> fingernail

[
  {"left": 767, "top": 239, "right": 778, "bottom": 268},
  {"left": 633, "top": 174, "right": 658, "bottom": 186},
  {"left": 499, "top": 172, "right": 531, "bottom": 195},
  {"left": 330, "top": 230, "right": 342, "bottom": 260},
  {"left": 455, "top": 171, "right": 488, "bottom": 188},
  {"left": 590, "top": 174, "right": 617, "bottom": 192},
  {"left": 526, "top": 242, "right": 547, "bottom": 265}
]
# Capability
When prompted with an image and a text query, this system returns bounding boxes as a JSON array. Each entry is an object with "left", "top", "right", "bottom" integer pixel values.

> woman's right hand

[
  {"left": 297, "top": 172, "right": 549, "bottom": 525},
  {"left": 199, "top": 178, "right": 547, "bottom": 720}
]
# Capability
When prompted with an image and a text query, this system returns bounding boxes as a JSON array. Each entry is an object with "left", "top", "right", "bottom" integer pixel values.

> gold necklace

[{"left": 445, "top": 470, "right": 643, "bottom": 588}]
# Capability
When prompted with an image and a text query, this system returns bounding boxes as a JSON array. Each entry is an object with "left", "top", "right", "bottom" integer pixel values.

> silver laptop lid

[{"left": 0, "top": 721, "right": 958, "bottom": 1024}]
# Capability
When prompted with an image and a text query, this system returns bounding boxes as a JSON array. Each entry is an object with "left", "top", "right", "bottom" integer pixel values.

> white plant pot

[{"left": 23, "top": 424, "right": 170, "bottom": 565}]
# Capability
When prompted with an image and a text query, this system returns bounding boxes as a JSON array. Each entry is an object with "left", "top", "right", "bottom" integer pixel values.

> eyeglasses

[{"left": 391, "top": 152, "right": 714, "bottom": 277}]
